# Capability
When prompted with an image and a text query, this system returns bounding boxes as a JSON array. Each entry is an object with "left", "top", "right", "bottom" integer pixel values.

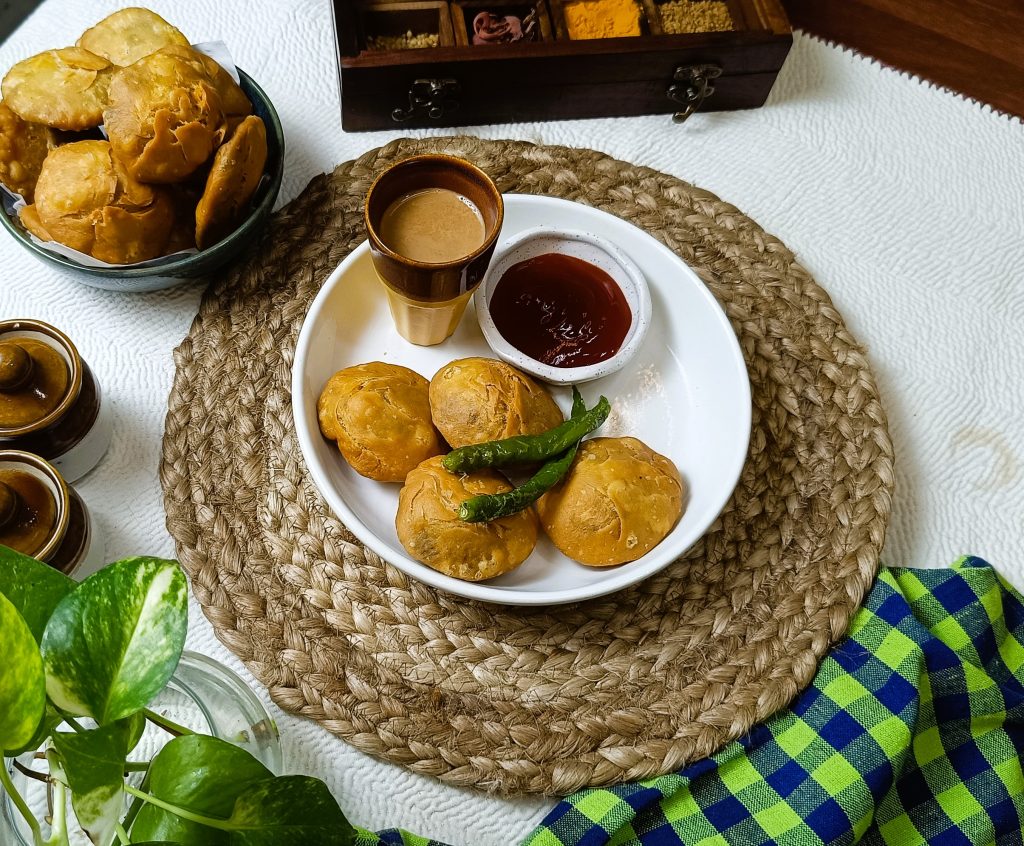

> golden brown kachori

[
  {"left": 538, "top": 436, "right": 683, "bottom": 566},
  {"left": 318, "top": 362, "right": 443, "bottom": 483},
  {"left": 194, "top": 114, "right": 266, "bottom": 248},
  {"left": 2, "top": 48, "right": 112, "bottom": 131},
  {"left": 0, "top": 9, "right": 267, "bottom": 263},
  {"left": 77, "top": 7, "right": 190, "bottom": 67},
  {"left": 0, "top": 101, "right": 53, "bottom": 201},
  {"left": 33, "top": 139, "right": 173, "bottom": 262},
  {"left": 104, "top": 46, "right": 227, "bottom": 183},
  {"left": 18, "top": 202, "right": 52, "bottom": 241},
  {"left": 429, "top": 357, "right": 563, "bottom": 448},
  {"left": 160, "top": 45, "right": 252, "bottom": 119},
  {"left": 397, "top": 456, "right": 538, "bottom": 580}
]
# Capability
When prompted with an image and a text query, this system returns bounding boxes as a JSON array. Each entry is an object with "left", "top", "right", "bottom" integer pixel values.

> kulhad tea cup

[{"left": 364, "top": 154, "right": 504, "bottom": 346}]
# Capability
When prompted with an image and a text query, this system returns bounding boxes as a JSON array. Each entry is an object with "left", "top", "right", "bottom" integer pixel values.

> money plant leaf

[
  {"left": 125, "top": 709, "right": 147, "bottom": 752},
  {"left": 0, "top": 591, "right": 46, "bottom": 751},
  {"left": 5, "top": 701, "right": 62, "bottom": 757},
  {"left": 225, "top": 775, "right": 355, "bottom": 845},
  {"left": 41, "top": 557, "right": 188, "bottom": 724},
  {"left": 131, "top": 735, "right": 273, "bottom": 845},
  {"left": 51, "top": 718, "right": 136, "bottom": 845},
  {"left": 0, "top": 543, "right": 74, "bottom": 642}
]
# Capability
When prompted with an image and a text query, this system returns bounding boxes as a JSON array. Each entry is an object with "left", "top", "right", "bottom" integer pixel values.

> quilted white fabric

[{"left": 2, "top": 2, "right": 1022, "bottom": 843}]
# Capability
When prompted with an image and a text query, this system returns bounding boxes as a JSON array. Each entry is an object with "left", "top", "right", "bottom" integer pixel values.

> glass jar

[{"left": 1, "top": 651, "right": 281, "bottom": 846}]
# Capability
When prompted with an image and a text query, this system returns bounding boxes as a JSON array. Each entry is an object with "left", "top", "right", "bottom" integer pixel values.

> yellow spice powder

[{"left": 565, "top": 0, "right": 643, "bottom": 39}]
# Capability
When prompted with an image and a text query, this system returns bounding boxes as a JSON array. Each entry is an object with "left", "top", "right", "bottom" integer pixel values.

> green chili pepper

[
  {"left": 442, "top": 393, "right": 610, "bottom": 474},
  {"left": 569, "top": 385, "right": 586, "bottom": 419},
  {"left": 457, "top": 387, "right": 589, "bottom": 523}
]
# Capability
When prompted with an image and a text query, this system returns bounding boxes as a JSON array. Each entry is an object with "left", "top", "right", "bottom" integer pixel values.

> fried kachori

[
  {"left": 194, "top": 114, "right": 266, "bottom": 248},
  {"left": 429, "top": 357, "right": 563, "bottom": 448},
  {"left": 0, "top": 101, "right": 53, "bottom": 201},
  {"left": 77, "top": 7, "right": 190, "bottom": 67},
  {"left": 160, "top": 45, "right": 252, "bottom": 120},
  {"left": 318, "top": 362, "right": 444, "bottom": 483},
  {"left": 538, "top": 437, "right": 684, "bottom": 566},
  {"left": 104, "top": 47, "right": 227, "bottom": 183},
  {"left": 397, "top": 456, "right": 538, "bottom": 580},
  {"left": 0, "top": 9, "right": 269, "bottom": 265},
  {"left": 32, "top": 140, "right": 173, "bottom": 263},
  {"left": 2, "top": 48, "right": 112, "bottom": 131},
  {"left": 18, "top": 202, "right": 52, "bottom": 241}
]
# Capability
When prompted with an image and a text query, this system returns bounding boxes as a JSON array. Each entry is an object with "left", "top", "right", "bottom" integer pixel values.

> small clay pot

[
  {"left": 364, "top": 154, "right": 504, "bottom": 345},
  {"left": 0, "top": 319, "right": 112, "bottom": 482},
  {"left": 0, "top": 450, "right": 102, "bottom": 575}
]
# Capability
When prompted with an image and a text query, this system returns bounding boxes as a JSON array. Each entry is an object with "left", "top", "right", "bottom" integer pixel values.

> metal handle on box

[
  {"left": 392, "top": 78, "right": 461, "bottom": 122},
  {"left": 667, "top": 64, "right": 722, "bottom": 123}
]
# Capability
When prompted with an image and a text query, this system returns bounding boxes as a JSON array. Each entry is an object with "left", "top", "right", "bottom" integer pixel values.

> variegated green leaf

[
  {"left": 51, "top": 718, "right": 135, "bottom": 845},
  {"left": 0, "top": 591, "right": 46, "bottom": 750},
  {"left": 225, "top": 776, "right": 354, "bottom": 845},
  {"left": 131, "top": 735, "right": 273, "bottom": 845},
  {"left": 125, "top": 709, "right": 146, "bottom": 753},
  {"left": 5, "top": 701, "right": 62, "bottom": 757},
  {"left": 0, "top": 543, "right": 74, "bottom": 642},
  {"left": 41, "top": 557, "right": 188, "bottom": 724}
]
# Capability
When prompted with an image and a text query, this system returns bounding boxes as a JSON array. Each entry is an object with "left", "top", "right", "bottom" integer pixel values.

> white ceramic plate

[{"left": 292, "top": 195, "right": 751, "bottom": 605}]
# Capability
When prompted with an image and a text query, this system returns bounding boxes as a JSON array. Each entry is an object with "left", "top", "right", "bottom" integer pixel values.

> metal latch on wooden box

[
  {"left": 668, "top": 64, "right": 722, "bottom": 123},
  {"left": 392, "top": 78, "right": 461, "bottom": 122}
]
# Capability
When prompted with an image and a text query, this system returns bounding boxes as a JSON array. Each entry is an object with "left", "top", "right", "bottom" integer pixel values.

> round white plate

[{"left": 292, "top": 194, "right": 751, "bottom": 605}]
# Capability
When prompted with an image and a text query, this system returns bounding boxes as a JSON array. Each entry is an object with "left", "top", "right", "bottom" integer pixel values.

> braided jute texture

[{"left": 161, "top": 136, "right": 894, "bottom": 796}]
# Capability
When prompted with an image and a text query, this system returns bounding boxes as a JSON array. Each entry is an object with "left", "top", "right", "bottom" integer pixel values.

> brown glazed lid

[
  {"left": 0, "top": 320, "right": 81, "bottom": 437},
  {"left": 0, "top": 450, "right": 69, "bottom": 560}
]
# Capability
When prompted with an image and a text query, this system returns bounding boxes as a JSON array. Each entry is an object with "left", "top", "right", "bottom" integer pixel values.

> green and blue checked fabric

[{"left": 357, "top": 556, "right": 1024, "bottom": 846}]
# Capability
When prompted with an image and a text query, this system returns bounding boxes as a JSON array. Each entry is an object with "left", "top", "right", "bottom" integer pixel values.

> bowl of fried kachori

[{"left": 0, "top": 8, "right": 284, "bottom": 293}]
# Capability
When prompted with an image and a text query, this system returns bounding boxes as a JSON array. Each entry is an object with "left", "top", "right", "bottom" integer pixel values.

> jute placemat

[{"left": 160, "top": 136, "right": 895, "bottom": 796}]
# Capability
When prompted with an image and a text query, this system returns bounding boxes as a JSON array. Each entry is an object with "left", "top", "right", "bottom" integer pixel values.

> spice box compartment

[
  {"left": 451, "top": 2, "right": 554, "bottom": 46},
  {"left": 333, "top": 0, "right": 792, "bottom": 130},
  {"left": 643, "top": 0, "right": 742, "bottom": 35},
  {"left": 357, "top": 2, "right": 457, "bottom": 51}
]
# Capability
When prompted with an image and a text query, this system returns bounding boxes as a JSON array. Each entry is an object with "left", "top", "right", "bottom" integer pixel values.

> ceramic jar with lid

[
  {"left": 0, "top": 450, "right": 102, "bottom": 575},
  {"left": 0, "top": 318, "right": 112, "bottom": 482}
]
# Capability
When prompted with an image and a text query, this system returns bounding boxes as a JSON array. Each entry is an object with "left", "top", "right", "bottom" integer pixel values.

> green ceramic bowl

[{"left": 0, "top": 69, "right": 284, "bottom": 293}]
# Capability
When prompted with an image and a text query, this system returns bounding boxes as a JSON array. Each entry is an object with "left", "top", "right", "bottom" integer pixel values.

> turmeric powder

[{"left": 564, "top": 0, "right": 643, "bottom": 39}]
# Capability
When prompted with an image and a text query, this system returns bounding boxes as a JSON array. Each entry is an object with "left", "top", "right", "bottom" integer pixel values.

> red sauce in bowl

[{"left": 489, "top": 253, "right": 632, "bottom": 368}]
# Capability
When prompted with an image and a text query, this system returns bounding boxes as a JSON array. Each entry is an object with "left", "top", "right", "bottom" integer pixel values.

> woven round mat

[{"left": 160, "top": 136, "right": 895, "bottom": 796}]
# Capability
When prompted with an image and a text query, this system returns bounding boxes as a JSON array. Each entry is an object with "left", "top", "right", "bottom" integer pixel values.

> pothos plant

[{"left": 0, "top": 545, "right": 355, "bottom": 846}]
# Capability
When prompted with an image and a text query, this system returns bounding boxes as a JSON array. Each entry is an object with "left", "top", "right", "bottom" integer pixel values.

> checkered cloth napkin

[{"left": 358, "top": 556, "right": 1024, "bottom": 846}]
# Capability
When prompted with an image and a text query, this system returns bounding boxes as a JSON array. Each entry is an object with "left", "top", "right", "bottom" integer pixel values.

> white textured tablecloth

[{"left": 2, "top": 2, "right": 1023, "bottom": 843}]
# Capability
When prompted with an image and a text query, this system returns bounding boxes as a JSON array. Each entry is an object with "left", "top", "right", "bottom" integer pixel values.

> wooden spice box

[{"left": 333, "top": 0, "right": 792, "bottom": 130}]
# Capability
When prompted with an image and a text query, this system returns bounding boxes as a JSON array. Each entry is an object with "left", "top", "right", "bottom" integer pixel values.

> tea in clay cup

[{"left": 364, "top": 154, "right": 504, "bottom": 346}]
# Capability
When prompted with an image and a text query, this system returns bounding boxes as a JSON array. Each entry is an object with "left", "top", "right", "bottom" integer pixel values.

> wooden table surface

[{"left": 783, "top": 0, "right": 1024, "bottom": 118}]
